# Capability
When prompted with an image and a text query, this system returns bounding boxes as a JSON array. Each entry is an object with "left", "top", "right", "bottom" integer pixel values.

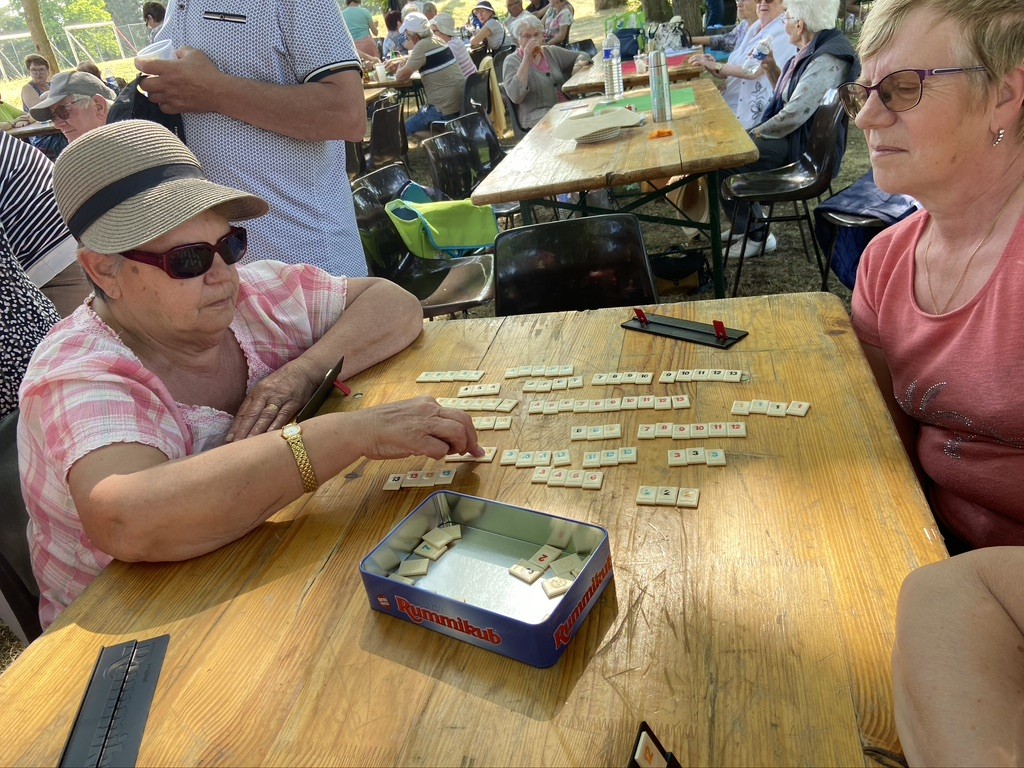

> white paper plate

[{"left": 575, "top": 126, "right": 621, "bottom": 144}]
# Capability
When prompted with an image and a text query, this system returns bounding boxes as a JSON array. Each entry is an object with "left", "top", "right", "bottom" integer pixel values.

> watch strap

[{"left": 283, "top": 425, "right": 319, "bottom": 493}]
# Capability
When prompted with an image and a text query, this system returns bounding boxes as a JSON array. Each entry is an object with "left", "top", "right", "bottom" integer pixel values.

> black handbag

[
  {"left": 106, "top": 74, "right": 186, "bottom": 143},
  {"left": 614, "top": 28, "right": 643, "bottom": 58}
]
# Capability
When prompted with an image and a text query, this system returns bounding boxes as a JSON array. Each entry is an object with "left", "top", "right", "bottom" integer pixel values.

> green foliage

[{"left": 0, "top": 0, "right": 117, "bottom": 63}]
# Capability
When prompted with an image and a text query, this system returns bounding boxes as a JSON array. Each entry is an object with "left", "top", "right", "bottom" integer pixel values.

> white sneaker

[{"left": 726, "top": 232, "right": 777, "bottom": 259}]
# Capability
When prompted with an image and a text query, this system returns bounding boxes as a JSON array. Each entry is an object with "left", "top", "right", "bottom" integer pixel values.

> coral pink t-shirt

[
  {"left": 18, "top": 261, "right": 348, "bottom": 628},
  {"left": 852, "top": 210, "right": 1024, "bottom": 548}
]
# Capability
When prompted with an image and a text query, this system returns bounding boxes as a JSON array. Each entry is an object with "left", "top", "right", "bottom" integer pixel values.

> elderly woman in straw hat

[
  {"left": 18, "top": 120, "right": 482, "bottom": 629},
  {"left": 836, "top": 0, "right": 1024, "bottom": 762}
]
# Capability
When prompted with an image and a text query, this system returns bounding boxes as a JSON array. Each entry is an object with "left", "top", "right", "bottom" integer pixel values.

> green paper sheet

[{"left": 594, "top": 87, "right": 696, "bottom": 116}]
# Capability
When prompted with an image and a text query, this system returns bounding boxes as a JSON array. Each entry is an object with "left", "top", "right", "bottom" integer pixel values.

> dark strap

[{"left": 68, "top": 163, "right": 204, "bottom": 240}]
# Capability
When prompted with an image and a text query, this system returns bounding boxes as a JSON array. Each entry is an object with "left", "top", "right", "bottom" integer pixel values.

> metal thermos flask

[{"left": 649, "top": 50, "right": 671, "bottom": 123}]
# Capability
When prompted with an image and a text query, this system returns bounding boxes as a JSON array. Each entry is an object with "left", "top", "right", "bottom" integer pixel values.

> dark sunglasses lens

[
  {"left": 168, "top": 246, "right": 215, "bottom": 278},
  {"left": 880, "top": 71, "right": 922, "bottom": 111},
  {"left": 220, "top": 229, "right": 247, "bottom": 265}
]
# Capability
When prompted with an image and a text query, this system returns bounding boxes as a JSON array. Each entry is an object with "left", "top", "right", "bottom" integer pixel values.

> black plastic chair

[
  {"left": 0, "top": 410, "right": 42, "bottom": 644},
  {"left": 365, "top": 103, "right": 408, "bottom": 171},
  {"left": 492, "top": 213, "right": 659, "bottom": 316},
  {"left": 566, "top": 38, "right": 597, "bottom": 57},
  {"left": 463, "top": 70, "right": 492, "bottom": 116},
  {"left": 499, "top": 83, "right": 529, "bottom": 138},
  {"left": 345, "top": 140, "right": 366, "bottom": 182},
  {"left": 444, "top": 113, "right": 520, "bottom": 227},
  {"left": 351, "top": 163, "right": 413, "bottom": 205},
  {"left": 352, "top": 188, "right": 494, "bottom": 318},
  {"left": 720, "top": 90, "right": 845, "bottom": 296},
  {"left": 491, "top": 45, "right": 517, "bottom": 78},
  {"left": 422, "top": 132, "right": 477, "bottom": 200}
]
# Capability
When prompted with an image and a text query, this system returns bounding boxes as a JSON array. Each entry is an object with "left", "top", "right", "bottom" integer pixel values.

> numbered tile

[
  {"left": 531, "top": 366, "right": 546, "bottom": 377},
  {"left": 668, "top": 449, "right": 688, "bottom": 467},
  {"left": 658, "top": 371, "right": 676, "bottom": 383},
  {"left": 582, "top": 451, "right": 602, "bottom": 468},
  {"left": 565, "top": 470, "right": 585, "bottom": 488},
  {"left": 686, "top": 448, "right": 706, "bottom": 465},
  {"left": 689, "top": 423, "right": 709, "bottom": 438},
  {"left": 474, "top": 447, "right": 496, "bottom": 463},
  {"left": 587, "top": 426, "right": 605, "bottom": 441},
  {"left": 676, "top": 369, "right": 693, "bottom": 382},
  {"left": 500, "top": 449, "right": 519, "bottom": 466},
  {"left": 418, "top": 471, "right": 437, "bottom": 487},
  {"left": 671, "top": 394, "right": 691, "bottom": 409},
  {"left": 536, "top": 380, "right": 553, "bottom": 393},
  {"left": 533, "top": 451, "right": 551, "bottom": 467},
  {"left": 515, "top": 452, "right": 535, "bottom": 468},
  {"left": 509, "top": 560, "right": 543, "bottom": 584},
  {"left": 572, "top": 399, "right": 590, "bottom": 413},
  {"left": 600, "top": 449, "right": 619, "bottom": 466},
  {"left": 589, "top": 399, "right": 605, "bottom": 413},
  {"left": 591, "top": 373, "right": 608, "bottom": 386},
  {"left": 570, "top": 426, "right": 588, "bottom": 441},
  {"left": 542, "top": 401, "right": 559, "bottom": 415},
  {"left": 603, "top": 423, "right": 622, "bottom": 439},
  {"left": 787, "top": 401, "right": 811, "bottom": 417},
  {"left": 552, "top": 378, "right": 568, "bottom": 390},
  {"left": 606, "top": 398, "right": 622, "bottom": 412},
  {"left": 497, "top": 399, "right": 518, "bottom": 413},
  {"left": 638, "top": 395, "right": 656, "bottom": 410},
  {"left": 402, "top": 471, "right": 424, "bottom": 487},
  {"left": 547, "top": 469, "right": 569, "bottom": 487},
  {"left": 542, "top": 576, "right": 573, "bottom": 598},
  {"left": 618, "top": 446, "right": 638, "bottom": 464},
  {"left": 389, "top": 573, "right": 416, "bottom": 585},
  {"left": 382, "top": 473, "right": 405, "bottom": 491},
  {"left": 607, "top": 373, "right": 623, "bottom": 385},
  {"left": 636, "top": 486, "right": 658, "bottom": 505},
  {"left": 568, "top": 376, "right": 584, "bottom": 389},
  {"left": 654, "top": 397, "right": 672, "bottom": 410},
  {"left": 708, "top": 422, "right": 727, "bottom": 437},
  {"left": 522, "top": 380, "right": 539, "bottom": 392},
  {"left": 494, "top": 416, "right": 512, "bottom": 430},
  {"left": 637, "top": 372, "right": 654, "bottom": 385},
  {"left": 706, "top": 449, "right": 727, "bottom": 466},
  {"left": 434, "top": 469, "right": 457, "bottom": 485},
  {"left": 531, "top": 466, "right": 552, "bottom": 484},
  {"left": 655, "top": 422, "right": 674, "bottom": 438},
  {"left": 731, "top": 400, "right": 751, "bottom": 416},
  {"left": 748, "top": 399, "right": 770, "bottom": 414},
  {"left": 530, "top": 545, "right": 562, "bottom": 568},
  {"left": 767, "top": 402, "right": 789, "bottom": 417},
  {"left": 691, "top": 369, "right": 710, "bottom": 381},
  {"left": 582, "top": 471, "right": 604, "bottom": 490},
  {"left": 544, "top": 366, "right": 560, "bottom": 377},
  {"left": 724, "top": 370, "right": 743, "bottom": 383},
  {"left": 638, "top": 424, "right": 657, "bottom": 440},
  {"left": 621, "top": 396, "right": 639, "bottom": 410},
  {"left": 398, "top": 557, "right": 430, "bottom": 577},
  {"left": 656, "top": 486, "right": 679, "bottom": 506},
  {"left": 672, "top": 423, "right": 691, "bottom": 440},
  {"left": 622, "top": 372, "right": 639, "bottom": 383},
  {"left": 677, "top": 488, "right": 700, "bottom": 509},
  {"left": 727, "top": 422, "right": 747, "bottom": 437},
  {"left": 550, "top": 553, "right": 582, "bottom": 577},
  {"left": 414, "top": 541, "right": 447, "bottom": 560},
  {"left": 504, "top": 367, "right": 521, "bottom": 379},
  {"left": 558, "top": 365, "right": 574, "bottom": 376},
  {"left": 477, "top": 416, "right": 496, "bottom": 430},
  {"left": 558, "top": 398, "right": 575, "bottom": 412},
  {"left": 707, "top": 369, "right": 726, "bottom": 381},
  {"left": 552, "top": 450, "right": 573, "bottom": 467}
]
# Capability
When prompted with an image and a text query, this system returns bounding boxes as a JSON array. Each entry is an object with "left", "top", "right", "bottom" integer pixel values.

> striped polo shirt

[
  {"left": 157, "top": 0, "right": 368, "bottom": 277},
  {"left": 407, "top": 38, "right": 466, "bottom": 116}
]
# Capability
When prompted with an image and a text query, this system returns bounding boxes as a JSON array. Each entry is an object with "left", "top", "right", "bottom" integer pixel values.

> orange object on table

[{"left": 648, "top": 129, "right": 674, "bottom": 139}]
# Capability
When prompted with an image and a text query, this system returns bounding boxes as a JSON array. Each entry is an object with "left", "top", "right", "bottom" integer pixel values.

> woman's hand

[
  {"left": 521, "top": 37, "right": 541, "bottom": 61},
  {"left": 352, "top": 397, "right": 483, "bottom": 460},
  {"left": 226, "top": 356, "right": 323, "bottom": 441}
]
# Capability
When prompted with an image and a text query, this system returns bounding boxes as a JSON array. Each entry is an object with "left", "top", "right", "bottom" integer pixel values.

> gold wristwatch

[{"left": 281, "top": 423, "right": 319, "bottom": 493}]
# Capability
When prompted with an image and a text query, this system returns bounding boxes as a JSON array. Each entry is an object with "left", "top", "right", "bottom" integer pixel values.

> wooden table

[
  {"left": 364, "top": 86, "right": 386, "bottom": 104},
  {"left": 0, "top": 293, "right": 944, "bottom": 767},
  {"left": 561, "top": 54, "right": 703, "bottom": 98},
  {"left": 472, "top": 78, "right": 758, "bottom": 297}
]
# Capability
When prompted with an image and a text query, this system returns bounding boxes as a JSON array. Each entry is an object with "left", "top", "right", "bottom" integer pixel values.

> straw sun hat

[{"left": 52, "top": 119, "right": 268, "bottom": 254}]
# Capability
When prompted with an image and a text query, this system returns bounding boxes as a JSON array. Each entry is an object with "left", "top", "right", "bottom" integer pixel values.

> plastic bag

[{"left": 385, "top": 198, "right": 498, "bottom": 259}]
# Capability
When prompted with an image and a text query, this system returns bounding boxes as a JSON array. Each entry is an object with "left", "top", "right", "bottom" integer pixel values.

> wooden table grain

[
  {"left": 0, "top": 293, "right": 944, "bottom": 767},
  {"left": 5, "top": 120, "right": 60, "bottom": 140},
  {"left": 561, "top": 55, "right": 703, "bottom": 98},
  {"left": 472, "top": 78, "right": 758, "bottom": 297}
]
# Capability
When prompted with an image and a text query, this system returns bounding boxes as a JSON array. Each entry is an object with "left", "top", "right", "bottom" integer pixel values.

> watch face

[{"left": 282, "top": 423, "right": 301, "bottom": 439}]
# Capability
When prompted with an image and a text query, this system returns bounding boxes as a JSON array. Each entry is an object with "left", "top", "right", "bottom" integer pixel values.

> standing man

[
  {"left": 142, "top": 2, "right": 166, "bottom": 42},
  {"left": 139, "top": 0, "right": 369, "bottom": 277}
]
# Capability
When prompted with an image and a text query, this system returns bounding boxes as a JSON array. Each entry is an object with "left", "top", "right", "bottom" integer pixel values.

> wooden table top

[
  {"left": 561, "top": 54, "right": 703, "bottom": 98},
  {"left": 5, "top": 120, "right": 60, "bottom": 140},
  {"left": 364, "top": 86, "right": 386, "bottom": 104},
  {"left": 472, "top": 78, "right": 757, "bottom": 205},
  {"left": 0, "top": 293, "right": 944, "bottom": 767}
]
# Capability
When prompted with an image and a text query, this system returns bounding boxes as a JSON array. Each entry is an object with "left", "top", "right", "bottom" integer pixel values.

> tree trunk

[
  {"left": 671, "top": 0, "right": 703, "bottom": 29},
  {"left": 595, "top": 0, "right": 625, "bottom": 11},
  {"left": 641, "top": 0, "right": 671, "bottom": 23},
  {"left": 22, "top": 0, "right": 59, "bottom": 70}
]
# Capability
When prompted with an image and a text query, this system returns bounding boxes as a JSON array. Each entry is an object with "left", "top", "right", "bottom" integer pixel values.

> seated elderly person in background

[
  {"left": 720, "top": 0, "right": 858, "bottom": 258},
  {"left": 382, "top": 10, "right": 406, "bottom": 58},
  {"left": 689, "top": 0, "right": 797, "bottom": 130},
  {"left": 29, "top": 71, "right": 115, "bottom": 144},
  {"left": 386, "top": 12, "right": 467, "bottom": 139},
  {"left": 502, "top": 14, "right": 589, "bottom": 129},
  {"left": 846, "top": 0, "right": 1024, "bottom": 552},
  {"left": 470, "top": 1, "right": 509, "bottom": 51},
  {"left": 690, "top": 0, "right": 756, "bottom": 60},
  {"left": 431, "top": 13, "right": 478, "bottom": 78},
  {"left": 18, "top": 119, "right": 482, "bottom": 629},
  {"left": 537, "top": 0, "right": 573, "bottom": 46}
]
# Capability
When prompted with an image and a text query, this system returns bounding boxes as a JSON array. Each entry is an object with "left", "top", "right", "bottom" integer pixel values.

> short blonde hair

[{"left": 860, "top": 0, "right": 1024, "bottom": 141}]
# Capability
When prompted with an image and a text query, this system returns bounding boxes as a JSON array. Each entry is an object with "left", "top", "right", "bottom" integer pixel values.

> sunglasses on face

[
  {"left": 120, "top": 226, "right": 248, "bottom": 279},
  {"left": 51, "top": 97, "right": 88, "bottom": 122},
  {"left": 838, "top": 66, "right": 987, "bottom": 119}
]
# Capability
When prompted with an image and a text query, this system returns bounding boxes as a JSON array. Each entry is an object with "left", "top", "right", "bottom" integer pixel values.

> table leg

[
  {"left": 521, "top": 201, "right": 535, "bottom": 225},
  {"left": 707, "top": 170, "right": 726, "bottom": 298}
]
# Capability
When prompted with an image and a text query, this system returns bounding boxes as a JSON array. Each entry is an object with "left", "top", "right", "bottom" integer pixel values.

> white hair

[
  {"left": 784, "top": 0, "right": 840, "bottom": 34},
  {"left": 515, "top": 12, "right": 544, "bottom": 40}
]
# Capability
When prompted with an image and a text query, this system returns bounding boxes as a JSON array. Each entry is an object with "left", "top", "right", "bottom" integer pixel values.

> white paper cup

[
  {"left": 135, "top": 39, "right": 176, "bottom": 66},
  {"left": 634, "top": 55, "right": 648, "bottom": 74},
  {"left": 374, "top": 63, "right": 388, "bottom": 82}
]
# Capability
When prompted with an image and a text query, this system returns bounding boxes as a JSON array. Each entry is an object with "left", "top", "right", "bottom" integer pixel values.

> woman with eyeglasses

[
  {"left": 17, "top": 120, "right": 482, "bottom": 630},
  {"left": 841, "top": 1, "right": 1024, "bottom": 762},
  {"left": 719, "top": 0, "right": 858, "bottom": 258}
]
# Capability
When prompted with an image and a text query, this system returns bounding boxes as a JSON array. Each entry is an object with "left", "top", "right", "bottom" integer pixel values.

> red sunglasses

[{"left": 120, "top": 226, "right": 247, "bottom": 279}]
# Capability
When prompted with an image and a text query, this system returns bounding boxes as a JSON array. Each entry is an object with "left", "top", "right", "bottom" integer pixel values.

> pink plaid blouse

[{"left": 18, "top": 261, "right": 348, "bottom": 628}]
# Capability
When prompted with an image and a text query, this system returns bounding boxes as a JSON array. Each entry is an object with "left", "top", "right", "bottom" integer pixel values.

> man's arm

[{"left": 137, "top": 49, "right": 366, "bottom": 143}]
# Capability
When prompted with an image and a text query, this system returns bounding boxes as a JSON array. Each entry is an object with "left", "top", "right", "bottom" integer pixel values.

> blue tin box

[{"left": 359, "top": 491, "right": 614, "bottom": 668}]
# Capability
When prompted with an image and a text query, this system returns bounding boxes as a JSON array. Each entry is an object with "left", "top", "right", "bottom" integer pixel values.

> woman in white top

[{"left": 470, "top": 1, "right": 510, "bottom": 52}]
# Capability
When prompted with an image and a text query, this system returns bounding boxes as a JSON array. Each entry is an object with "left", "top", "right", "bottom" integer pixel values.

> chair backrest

[
  {"left": 351, "top": 162, "right": 412, "bottom": 204},
  {"left": 345, "top": 140, "right": 366, "bottom": 182},
  {"left": 367, "top": 103, "right": 406, "bottom": 171},
  {"left": 566, "top": 38, "right": 597, "bottom": 57},
  {"left": 352, "top": 187, "right": 410, "bottom": 279},
  {"left": 802, "top": 89, "right": 846, "bottom": 195},
  {"left": 498, "top": 83, "right": 528, "bottom": 138},
  {"left": 422, "top": 132, "right": 476, "bottom": 200},
  {"left": 0, "top": 410, "right": 42, "bottom": 644},
  {"left": 446, "top": 112, "right": 506, "bottom": 178},
  {"left": 493, "top": 213, "right": 659, "bottom": 316},
  {"left": 492, "top": 45, "right": 516, "bottom": 76},
  {"left": 462, "top": 71, "right": 492, "bottom": 117}
]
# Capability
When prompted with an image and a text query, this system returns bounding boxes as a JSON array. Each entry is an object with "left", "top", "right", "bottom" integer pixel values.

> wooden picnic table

[
  {"left": 0, "top": 293, "right": 944, "bottom": 767},
  {"left": 472, "top": 78, "right": 758, "bottom": 297},
  {"left": 561, "top": 51, "right": 704, "bottom": 98},
  {"left": 5, "top": 120, "right": 61, "bottom": 140}
]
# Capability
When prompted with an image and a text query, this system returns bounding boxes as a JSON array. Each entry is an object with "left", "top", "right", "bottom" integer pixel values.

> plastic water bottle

[
  {"left": 603, "top": 30, "right": 623, "bottom": 101},
  {"left": 741, "top": 37, "right": 772, "bottom": 76}
]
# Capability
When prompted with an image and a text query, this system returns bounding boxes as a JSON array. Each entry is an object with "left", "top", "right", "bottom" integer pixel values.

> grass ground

[{"left": 0, "top": 5, "right": 868, "bottom": 672}]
